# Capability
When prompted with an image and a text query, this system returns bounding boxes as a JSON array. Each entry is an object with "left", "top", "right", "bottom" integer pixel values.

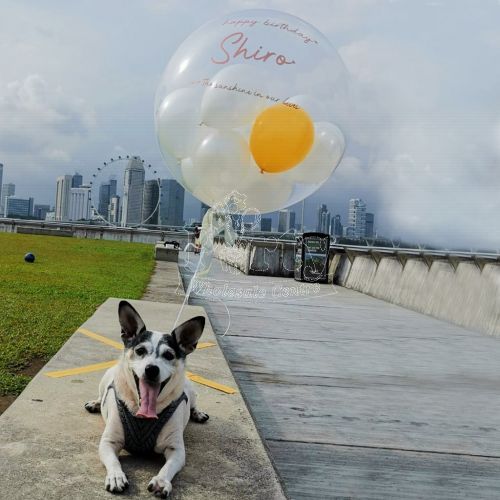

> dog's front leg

[
  {"left": 148, "top": 443, "right": 186, "bottom": 498},
  {"left": 99, "top": 425, "right": 128, "bottom": 493}
]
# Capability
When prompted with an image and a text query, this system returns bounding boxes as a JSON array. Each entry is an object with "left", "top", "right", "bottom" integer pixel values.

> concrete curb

[{"left": 0, "top": 297, "right": 286, "bottom": 499}]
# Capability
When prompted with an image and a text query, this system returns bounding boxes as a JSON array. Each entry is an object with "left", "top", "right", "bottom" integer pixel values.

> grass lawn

[{"left": 0, "top": 232, "right": 155, "bottom": 395}]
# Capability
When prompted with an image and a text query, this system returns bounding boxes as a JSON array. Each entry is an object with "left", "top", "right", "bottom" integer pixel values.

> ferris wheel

[{"left": 88, "top": 155, "right": 161, "bottom": 228}]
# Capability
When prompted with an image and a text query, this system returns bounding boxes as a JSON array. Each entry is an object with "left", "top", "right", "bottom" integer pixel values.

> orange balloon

[{"left": 249, "top": 103, "right": 314, "bottom": 173}]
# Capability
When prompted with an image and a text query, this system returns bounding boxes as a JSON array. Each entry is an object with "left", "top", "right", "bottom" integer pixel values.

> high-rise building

[
  {"left": 260, "top": 217, "right": 272, "bottom": 232},
  {"left": 317, "top": 204, "right": 330, "bottom": 233},
  {"left": 365, "top": 212, "right": 375, "bottom": 238},
  {"left": 159, "top": 179, "right": 184, "bottom": 226},
  {"left": 278, "top": 209, "right": 289, "bottom": 233},
  {"left": 34, "top": 204, "right": 50, "bottom": 220},
  {"left": 330, "top": 214, "right": 343, "bottom": 237},
  {"left": 55, "top": 175, "right": 72, "bottom": 221},
  {"left": 348, "top": 198, "right": 367, "bottom": 238},
  {"left": 4, "top": 197, "right": 34, "bottom": 218},
  {"left": 72, "top": 172, "right": 83, "bottom": 188},
  {"left": 98, "top": 179, "right": 117, "bottom": 220},
  {"left": 108, "top": 196, "right": 121, "bottom": 225},
  {"left": 289, "top": 211, "right": 296, "bottom": 231},
  {"left": 317, "top": 204, "right": 331, "bottom": 234},
  {"left": 344, "top": 226, "right": 355, "bottom": 238},
  {"left": 0, "top": 182, "right": 14, "bottom": 218},
  {"left": 0, "top": 164, "right": 3, "bottom": 216},
  {"left": 142, "top": 180, "right": 160, "bottom": 225},
  {"left": 69, "top": 185, "right": 91, "bottom": 221},
  {"left": 200, "top": 202, "right": 210, "bottom": 221},
  {"left": 121, "top": 158, "right": 145, "bottom": 226}
]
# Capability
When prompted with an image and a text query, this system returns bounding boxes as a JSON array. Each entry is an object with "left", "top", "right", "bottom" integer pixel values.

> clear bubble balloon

[{"left": 155, "top": 9, "right": 349, "bottom": 213}]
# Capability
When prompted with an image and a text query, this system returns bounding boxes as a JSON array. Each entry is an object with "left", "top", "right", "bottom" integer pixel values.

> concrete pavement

[{"left": 0, "top": 297, "right": 285, "bottom": 499}]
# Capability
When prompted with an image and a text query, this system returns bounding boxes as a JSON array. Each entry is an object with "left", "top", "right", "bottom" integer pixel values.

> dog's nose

[{"left": 145, "top": 364, "right": 159, "bottom": 380}]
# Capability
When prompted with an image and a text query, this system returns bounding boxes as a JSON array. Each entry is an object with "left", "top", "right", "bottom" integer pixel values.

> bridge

[
  {"left": 2, "top": 218, "right": 500, "bottom": 498},
  {"left": 181, "top": 253, "right": 500, "bottom": 499}
]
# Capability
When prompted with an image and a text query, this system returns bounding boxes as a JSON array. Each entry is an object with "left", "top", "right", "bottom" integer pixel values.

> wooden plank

[
  {"left": 232, "top": 376, "right": 500, "bottom": 456},
  {"left": 180, "top": 258, "right": 500, "bottom": 498},
  {"left": 268, "top": 440, "right": 500, "bottom": 500}
]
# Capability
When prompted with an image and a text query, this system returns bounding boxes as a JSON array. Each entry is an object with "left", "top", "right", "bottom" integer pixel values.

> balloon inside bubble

[
  {"left": 250, "top": 103, "right": 314, "bottom": 173},
  {"left": 155, "top": 9, "right": 349, "bottom": 213}
]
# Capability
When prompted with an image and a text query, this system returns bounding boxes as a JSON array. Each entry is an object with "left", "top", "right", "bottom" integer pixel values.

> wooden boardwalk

[{"left": 180, "top": 257, "right": 500, "bottom": 499}]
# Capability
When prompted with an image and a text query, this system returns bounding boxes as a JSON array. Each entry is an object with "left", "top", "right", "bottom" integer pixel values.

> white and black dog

[{"left": 85, "top": 300, "right": 209, "bottom": 498}]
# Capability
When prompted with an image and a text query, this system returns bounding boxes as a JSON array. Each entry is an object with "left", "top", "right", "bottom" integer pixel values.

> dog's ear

[
  {"left": 118, "top": 301, "right": 146, "bottom": 344},
  {"left": 172, "top": 316, "right": 205, "bottom": 355}
]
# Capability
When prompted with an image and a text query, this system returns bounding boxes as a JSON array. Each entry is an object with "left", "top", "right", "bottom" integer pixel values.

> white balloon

[
  {"left": 290, "top": 122, "right": 346, "bottom": 184},
  {"left": 285, "top": 95, "right": 328, "bottom": 122},
  {"left": 192, "top": 130, "right": 254, "bottom": 203},
  {"left": 156, "top": 87, "right": 203, "bottom": 159},
  {"left": 200, "top": 64, "right": 269, "bottom": 130},
  {"left": 238, "top": 165, "right": 294, "bottom": 213}
]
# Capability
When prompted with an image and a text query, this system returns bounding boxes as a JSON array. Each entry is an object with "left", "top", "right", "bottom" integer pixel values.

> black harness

[{"left": 108, "top": 384, "right": 188, "bottom": 455}]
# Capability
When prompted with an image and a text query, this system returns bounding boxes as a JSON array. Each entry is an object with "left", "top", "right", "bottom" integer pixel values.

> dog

[{"left": 85, "top": 300, "right": 209, "bottom": 498}]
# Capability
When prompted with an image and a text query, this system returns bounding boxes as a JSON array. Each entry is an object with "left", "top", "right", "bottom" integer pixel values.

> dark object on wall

[{"left": 294, "top": 232, "right": 330, "bottom": 283}]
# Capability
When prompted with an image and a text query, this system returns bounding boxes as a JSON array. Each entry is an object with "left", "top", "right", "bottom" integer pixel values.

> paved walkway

[
  {"left": 180, "top": 255, "right": 500, "bottom": 499},
  {"left": 0, "top": 279, "right": 285, "bottom": 498}
]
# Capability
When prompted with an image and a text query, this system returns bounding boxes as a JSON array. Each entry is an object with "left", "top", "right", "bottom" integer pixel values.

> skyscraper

[
  {"left": 108, "top": 196, "right": 121, "bottom": 225},
  {"left": 1, "top": 183, "right": 15, "bottom": 217},
  {"left": 55, "top": 175, "right": 72, "bottom": 221},
  {"left": 142, "top": 180, "right": 160, "bottom": 225},
  {"left": 365, "top": 212, "right": 375, "bottom": 238},
  {"left": 34, "top": 204, "right": 50, "bottom": 220},
  {"left": 348, "top": 198, "right": 367, "bottom": 238},
  {"left": 121, "top": 158, "right": 145, "bottom": 226},
  {"left": 159, "top": 179, "right": 184, "bottom": 226},
  {"left": 260, "top": 217, "right": 272, "bottom": 231},
  {"left": 289, "top": 211, "right": 296, "bottom": 231},
  {"left": 278, "top": 209, "right": 289, "bottom": 233},
  {"left": 317, "top": 204, "right": 331, "bottom": 234},
  {"left": 0, "top": 164, "right": 3, "bottom": 216},
  {"left": 98, "top": 178, "right": 117, "bottom": 220},
  {"left": 330, "top": 214, "right": 343, "bottom": 237},
  {"left": 72, "top": 172, "right": 83, "bottom": 188},
  {"left": 4, "top": 197, "right": 34, "bottom": 218},
  {"left": 69, "top": 185, "right": 91, "bottom": 221}
]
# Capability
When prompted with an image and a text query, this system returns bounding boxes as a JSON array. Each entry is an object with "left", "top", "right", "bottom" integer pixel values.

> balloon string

[
  {"left": 172, "top": 245, "right": 205, "bottom": 330},
  {"left": 172, "top": 208, "right": 214, "bottom": 330}
]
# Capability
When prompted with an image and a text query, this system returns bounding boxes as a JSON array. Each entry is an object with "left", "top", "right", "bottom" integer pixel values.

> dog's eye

[
  {"left": 163, "top": 350, "right": 175, "bottom": 361},
  {"left": 135, "top": 347, "right": 147, "bottom": 356}
]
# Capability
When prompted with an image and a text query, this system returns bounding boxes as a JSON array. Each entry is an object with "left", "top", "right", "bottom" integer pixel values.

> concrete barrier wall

[
  {"left": 0, "top": 218, "right": 191, "bottom": 248},
  {"left": 342, "top": 254, "right": 500, "bottom": 337}
]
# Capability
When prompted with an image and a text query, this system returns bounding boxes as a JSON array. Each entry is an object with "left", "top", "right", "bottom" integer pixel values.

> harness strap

[{"left": 110, "top": 383, "right": 188, "bottom": 455}]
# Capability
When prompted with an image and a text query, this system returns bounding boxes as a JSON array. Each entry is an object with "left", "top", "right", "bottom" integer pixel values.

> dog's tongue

[{"left": 136, "top": 379, "right": 161, "bottom": 419}]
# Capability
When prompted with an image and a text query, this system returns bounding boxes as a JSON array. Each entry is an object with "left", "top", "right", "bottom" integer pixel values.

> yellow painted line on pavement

[
  {"left": 186, "top": 371, "right": 237, "bottom": 394},
  {"left": 45, "top": 328, "right": 233, "bottom": 393},
  {"left": 78, "top": 328, "right": 216, "bottom": 351},
  {"left": 198, "top": 342, "right": 216, "bottom": 349},
  {"left": 78, "top": 328, "right": 124, "bottom": 350},
  {"left": 45, "top": 360, "right": 118, "bottom": 378}
]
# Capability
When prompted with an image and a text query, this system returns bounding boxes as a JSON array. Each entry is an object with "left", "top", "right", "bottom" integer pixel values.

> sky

[{"left": 0, "top": 0, "right": 499, "bottom": 250}]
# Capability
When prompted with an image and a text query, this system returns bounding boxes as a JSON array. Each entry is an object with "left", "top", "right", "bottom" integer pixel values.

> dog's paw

[
  {"left": 190, "top": 407, "right": 209, "bottom": 423},
  {"left": 105, "top": 470, "right": 129, "bottom": 493},
  {"left": 147, "top": 477, "right": 172, "bottom": 498},
  {"left": 85, "top": 400, "right": 101, "bottom": 413}
]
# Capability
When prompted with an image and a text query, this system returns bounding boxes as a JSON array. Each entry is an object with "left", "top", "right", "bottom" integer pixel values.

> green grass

[{"left": 0, "top": 233, "right": 155, "bottom": 395}]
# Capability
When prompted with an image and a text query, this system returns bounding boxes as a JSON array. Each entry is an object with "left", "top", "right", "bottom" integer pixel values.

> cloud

[
  {"left": 317, "top": 32, "right": 500, "bottom": 250},
  {"left": 0, "top": 74, "right": 95, "bottom": 158}
]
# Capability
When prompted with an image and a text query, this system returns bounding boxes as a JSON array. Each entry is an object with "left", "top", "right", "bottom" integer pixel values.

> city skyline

[
  {"left": 1, "top": 1, "right": 499, "bottom": 248},
  {"left": 0, "top": 162, "right": 385, "bottom": 241}
]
